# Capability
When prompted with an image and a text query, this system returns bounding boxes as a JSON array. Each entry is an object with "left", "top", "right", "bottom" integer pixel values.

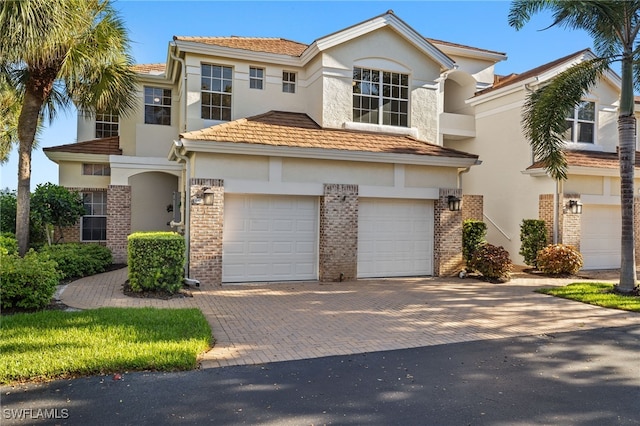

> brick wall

[
  {"left": 319, "top": 184, "right": 358, "bottom": 282},
  {"left": 106, "top": 185, "right": 131, "bottom": 263},
  {"left": 54, "top": 187, "right": 104, "bottom": 244},
  {"left": 189, "top": 178, "right": 224, "bottom": 287},
  {"left": 561, "top": 194, "right": 581, "bottom": 250},
  {"left": 434, "top": 188, "right": 463, "bottom": 276},
  {"left": 462, "top": 194, "right": 483, "bottom": 221},
  {"left": 539, "top": 194, "right": 555, "bottom": 245}
]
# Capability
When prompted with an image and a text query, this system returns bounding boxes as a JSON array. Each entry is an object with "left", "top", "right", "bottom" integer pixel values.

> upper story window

[
  {"left": 201, "top": 64, "right": 232, "bottom": 121},
  {"left": 82, "top": 164, "right": 111, "bottom": 176},
  {"left": 144, "top": 87, "right": 171, "bottom": 125},
  {"left": 250, "top": 67, "right": 264, "bottom": 90},
  {"left": 564, "top": 101, "right": 595, "bottom": 144},
  {"left": 81, "top": 191, "right": 107, "bottom": 241},
  {"left": 282, "top": 71, "right": 296, "bottom": 93},
  {"left": 353, "top": 67, "right": 409, "bottom": 127},
  {"left": 95, "top": 112, "right": 118, "bottom": 138}
]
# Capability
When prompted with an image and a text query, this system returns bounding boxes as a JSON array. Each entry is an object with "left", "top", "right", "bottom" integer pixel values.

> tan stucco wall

[
  {"left": 564, "top": 175, "right": 604, "bottom": 195},
  {"left": 129, "top": 172, "right": 178, "bottom": 232},
  {"left": 282, "top": 158, "right": 394, "bottom": 186},
  {"left": 404, "top": 165, "right": 458, "bottom": 188},
  {"left": 58, "top": 162, "right": 110, "bottom": 188},
  {"left": 195, "top": 154, "right": 269, "bottom": 180}
]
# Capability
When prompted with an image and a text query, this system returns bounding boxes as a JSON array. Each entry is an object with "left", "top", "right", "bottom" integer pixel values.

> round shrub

[
  {"left": 536, "top": 244, "right": 583, "bottom": 275},
  {"left": 470, "top": 243, "right": 513, "bottom": 282},
  {"left": 0, "top": 250, "right": 62, "bottom": 310}
]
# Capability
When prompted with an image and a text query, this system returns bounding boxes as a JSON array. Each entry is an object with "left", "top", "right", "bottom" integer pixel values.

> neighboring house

[
  {"left": 44, "top": 11, "right": 633, "bottom": 285},
  {"left": 448, "top": 49, "right": 640, "bottom": 270}
]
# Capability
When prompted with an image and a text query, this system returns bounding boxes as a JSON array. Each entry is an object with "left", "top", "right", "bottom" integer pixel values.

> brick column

[
  {"left": 189, "top": 178, "right": 224, "bottom": 287},
  {"left": 462, "top": 194, "right": 483, "bottom": 221},
  {"left": 434, "top": 188, "right": 463, "bottom": 276},
  {"left": 538, "top": 194, "right": 555, "bottom": 245},
  {"left": 107, "top": 185, "right": 131, "bottom": 264},
  {"left": 561, "top": 194, "right": 581, "bottom": 250},
  {"left": 319, "top": 184, "right": 358, "bottom": 282}
]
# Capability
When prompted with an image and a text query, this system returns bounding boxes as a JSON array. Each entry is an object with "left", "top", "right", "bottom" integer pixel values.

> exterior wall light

[
  {"left": 203, "top": 188, "right": 215, "bottom": 206},
  {"left": 447, "top": 195, "right": 461, "bottom": 212},
  {"left": 567, "top": 199, "right": 583, "bottom": 214}
]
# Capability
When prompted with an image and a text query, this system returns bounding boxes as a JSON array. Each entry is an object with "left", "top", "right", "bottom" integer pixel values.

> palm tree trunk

[
  {"left": 617, "top": 52, "right": 637, "bottom": 293},
  {"left": 15, "top": 72, "right": 53, "bottom": 256}
]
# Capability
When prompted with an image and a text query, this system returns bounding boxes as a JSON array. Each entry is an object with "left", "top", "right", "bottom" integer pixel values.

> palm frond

[{"left": 522, "top": 58, "right": 609, "bottom": 181}]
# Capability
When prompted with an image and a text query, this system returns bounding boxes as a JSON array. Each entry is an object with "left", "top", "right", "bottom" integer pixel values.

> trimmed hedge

[
  {"left": 470, "top": 243, "right": 513, "bottom": 282},
  {"left": 0, "top": 250, "right": 62, "bottom": 310},
  {"left": 519, "top": 219, "right": 547, "bottom": 268},
  {"left": 40, "top": 243, "right": 113, "bottom": 280},
  {"left": 537, "top": 244, "right": 583, "bottom": 275},
  {"left": 463, "top": 220, "right": 487, "bottom": 269},
  {"left": 128, "top": 232, "right": 185, "bottom": 293}
]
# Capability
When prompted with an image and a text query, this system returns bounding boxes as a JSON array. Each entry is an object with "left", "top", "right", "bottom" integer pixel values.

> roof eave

[{"left": 44, "top": 151, "right": 111, "bottom": 164}]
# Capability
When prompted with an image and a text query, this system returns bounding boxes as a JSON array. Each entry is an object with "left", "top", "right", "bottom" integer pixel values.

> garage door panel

[
  {"left": 358, "top": 198, "right": 434, "bottom": 278},
  {"left": 581, "top": 205, "right": 621, "bottom": 269},
  {"left": 223, "top": 195, "right": 318, "bottom": 283}
]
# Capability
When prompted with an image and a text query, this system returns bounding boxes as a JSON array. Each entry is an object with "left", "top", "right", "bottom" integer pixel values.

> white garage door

[
  {"left": 581, "top": 205, "right": 621, "bottom": 269},
  {"left": 223, "top": 194, "right": 318, "bottom": 283},
  {"left": 358, "top": 198, "right": 434, "bottom": 278}
]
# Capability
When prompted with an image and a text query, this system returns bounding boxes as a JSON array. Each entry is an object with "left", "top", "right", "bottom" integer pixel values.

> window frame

[
  {"left": 282, "top": 71, "right": 296, "bottom": 93},
  {"left": 352, "top": 67, "right": 409, "bottom": 128},
  {"left": 95, "top": 112, "right": 119, "bottom": 138},
  {"left": 144, "top": 86, "right": 172, "bottom": 126},
  {"left": 249, "top": 66, "right": 264, "bottom": 90},
  {"left": 201, "top": 63, "right": 233, "bottom": 121},
  {"left": 80, "top": 191, "right": 107, "bottom": 242},
  {"left": 82, "top": 164, "right": 111, "bottom": 176},
  {"left": 564, "top": 100, "right": 596, "bottom": 144}
]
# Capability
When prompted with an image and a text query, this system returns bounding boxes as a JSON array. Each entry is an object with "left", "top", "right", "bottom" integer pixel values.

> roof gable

[{"left": 44, "top": 136, "right": 122, "bottom": 156}]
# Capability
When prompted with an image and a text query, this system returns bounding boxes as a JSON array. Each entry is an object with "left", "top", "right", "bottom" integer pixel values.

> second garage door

[
  {"left": 358, "top": 198, "right": 434, "bottom": 278},
  {"left": 581, "top": 204, "right": 621, "bottom": 269},
  {"left": 222, "top": 194, "right": 318, "bottom": 283}
]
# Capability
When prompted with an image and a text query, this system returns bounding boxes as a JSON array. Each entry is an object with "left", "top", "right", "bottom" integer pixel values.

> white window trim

[
  {"left": 352, "top": 67, "right": 410, "bottom": 128},
  {"left": 282, "top": 71, "right": 296, "bottom": 93},
  {"left": 80, "top": 192, "right": 107, "bottom": 242},
  {"left": 249, "top": 66, "right": 264, "bottom": 90},
  {"left": 95, "top": 112, "right": 119, "bottom": 138},
  {"left": 564, "top": 100, "right": 597, "bottom": 146},
  {"left": 201, "top": 63, "right": 233, "bottom": 121},
  {"left": 144, "top": 86, "right": 172, "bottom": 126}
]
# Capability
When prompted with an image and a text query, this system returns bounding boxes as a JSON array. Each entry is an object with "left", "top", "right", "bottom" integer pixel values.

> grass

[
  {"left": 0, "top": 307, "right": 212, "bottom": 384},
  {"left": 536, "top": 282, "right": 640, "bottom": 312}
]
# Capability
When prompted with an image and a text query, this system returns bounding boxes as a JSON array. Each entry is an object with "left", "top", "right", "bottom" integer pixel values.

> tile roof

[
  {"left": 173, "top": 36, "right": 308, "bottom": 57},
  {"left": 43, "top": 136, "right": 122, "bottom": 156},
  {"left": 527, "top": 149, "right": 640, "bottom": 171},
  {"left": 181, "top": 111, "right": 478, "bottom": 160},
  {"left": 131, "top": 63, "right": 167, "bottom": 75},
  {"left": 475, "top": 49, "right": 591, "bottom": 97}
]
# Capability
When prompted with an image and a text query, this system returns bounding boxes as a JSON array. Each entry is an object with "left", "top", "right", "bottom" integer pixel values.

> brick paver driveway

[{"left": 61, "top": 269, "right": 640, "bottom": 368}]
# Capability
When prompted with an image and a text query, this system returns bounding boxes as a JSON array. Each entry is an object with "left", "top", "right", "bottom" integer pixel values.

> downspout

[
  {"left": 169, "top": 42, "right": 187, "bottom": 133},
  {"left": 171, "top": 139, "right": 198, "bottom": 286},
  {"left": 457, "top": 166, "right": 472, "bottom": 189}
]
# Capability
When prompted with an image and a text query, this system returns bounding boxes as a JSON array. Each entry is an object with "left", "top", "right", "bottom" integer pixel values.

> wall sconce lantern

[
  {"left": 447, "top": 195, "right": 461, "bottom": 212},
  {"left": 203, "top": 188, "right": 215, "bottom": 206},
  {"left": 567, "top": 199, "right": 583, "bottom": 214}
]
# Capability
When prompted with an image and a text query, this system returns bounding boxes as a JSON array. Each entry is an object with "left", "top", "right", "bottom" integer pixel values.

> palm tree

[
  {"left": 509, "top": 0, "right": 639, "bottom": 294},
  {"left": 0, "top": 0, "right": 137, "bottom": 255}
]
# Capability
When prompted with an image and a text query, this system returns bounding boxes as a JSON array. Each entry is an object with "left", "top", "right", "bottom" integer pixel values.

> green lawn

[
  {"left": 0, "top": 307, "right": 212, "bottom": 384},
  {"left": 536, "top": 282, "right": 640, "bottom": 312}
]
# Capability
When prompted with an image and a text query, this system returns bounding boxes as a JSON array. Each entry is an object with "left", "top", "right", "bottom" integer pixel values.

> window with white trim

[
  {"left": 249, "top": 67, "right": 264, "bottom": 89},
  {"left": 95, "top": 112, "right": 119, "bottom": 138},
  {"left": 81, "top": 191, "right": 107, "bottom": 241},
  {"left": 282, "top": 71, "right": 296, "bottom": 93},
  {"left": 353, "top": 67, "right": 409, "bottom": 127},
  {"left": 201, "top": 64, "right": 232, "bottom": 121},
  {"left": 563, "top": 101, "right": 595, "bottom": 143},
  {"left": 144, "top": 87, "right": 171, "bottom": 125},
  {"left": 82, "top": 164, "right": 111, "bottom": 176}
]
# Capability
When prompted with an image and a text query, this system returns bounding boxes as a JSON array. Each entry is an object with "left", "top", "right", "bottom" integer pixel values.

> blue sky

[{"left": 1, "top": 0, "right": 595, "bottom": 191}]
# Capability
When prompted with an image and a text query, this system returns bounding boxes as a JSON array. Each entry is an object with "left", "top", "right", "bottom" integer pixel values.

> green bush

[
  {"left": 519, "top": 219, "right": 547, "bottom": 268},
  {"left": 470, "top": 243, "right": 513, "bottom": 282},
  {"left": 0, "top": 250, "right": 62, "bottom": 310},
  {"left": 536, "top": 244, "right": 583, "bottom": 275},
  {"left": 0, "top": 233, "right": 18, "bottom": 255},
  {"left": 40, "top": 243, "right": 113, "bottom": 280},
  {"left": 128, "top": 232, "right": 185, "bottom": 293},
  {"left": 463, "top": 219, "right": 487, "bottom": 269},
  {"left": 0, "top": 190, "right": 17, "bottom": 234}
]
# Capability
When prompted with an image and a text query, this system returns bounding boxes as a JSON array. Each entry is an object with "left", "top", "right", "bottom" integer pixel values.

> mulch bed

[{"left": 122, "top": 281, "right": 194, "bottom": 300}]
